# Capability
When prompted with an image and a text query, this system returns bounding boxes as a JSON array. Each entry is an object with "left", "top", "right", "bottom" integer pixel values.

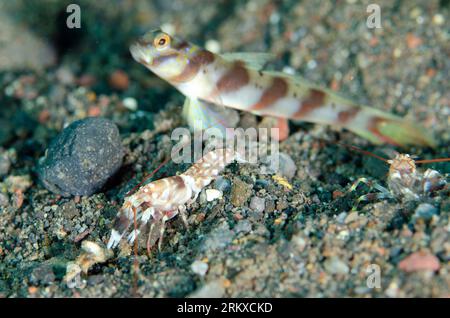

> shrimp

[
  {"left": 107, "top": 148, "right": 238, "bottom": 253},
  {"left": 343, "top": 145, "right": 449, "bottom": 208}
]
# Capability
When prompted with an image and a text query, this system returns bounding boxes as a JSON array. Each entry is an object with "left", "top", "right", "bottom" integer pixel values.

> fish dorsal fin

[
  {"left": 220, "top": 52, "right": 275, "bottom": 70},
  {"left": 263, "top": 70, "right": 311, "bottom": 86},
  {"left": 182, "top": 97, "right": 240, "bottom": 134}
]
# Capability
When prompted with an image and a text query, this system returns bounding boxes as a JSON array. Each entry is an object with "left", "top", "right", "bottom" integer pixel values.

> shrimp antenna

[
  {"left": 336, "top": 142, "right": 389, "bottom": 163},
  {"left": 335, "top": 141, "right": 449, "bottom": 165},
  {"left": 415, "top": 158, "right": 450, "bottom": 164},
  {"left": 126, "top": 157, "right": 171, "bottom": 197}
]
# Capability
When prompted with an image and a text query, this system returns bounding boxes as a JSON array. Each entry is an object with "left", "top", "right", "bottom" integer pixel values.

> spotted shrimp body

[
  {"left": 107, "top": 148, "right": 237, "bottom": 251},
  {"left": 129, "top": 29, "right": 435, "bottom": 147},
  {"left": 348, "top": 153, "right": 448, "bottom": 209},
  {"left": 386, "top": 154, "right": 447, "bottom": 201}
]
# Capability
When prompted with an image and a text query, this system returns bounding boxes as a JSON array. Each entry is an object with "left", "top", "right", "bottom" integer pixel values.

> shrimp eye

[{"left": 154, "top": 34, "right": 171, "bottom": 50}]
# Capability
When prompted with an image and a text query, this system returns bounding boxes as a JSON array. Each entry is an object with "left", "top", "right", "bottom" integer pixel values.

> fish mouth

[{"left": 129, "top": 43, "right": 152, "bottom": 66}]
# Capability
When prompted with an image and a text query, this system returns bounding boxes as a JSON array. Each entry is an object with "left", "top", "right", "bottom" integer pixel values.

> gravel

[
  {"left": 0, "top": 0, "right": 448, "bottom": 298},
  {"left": 249, "top": 196, "right": 266, "bottom": 213}
]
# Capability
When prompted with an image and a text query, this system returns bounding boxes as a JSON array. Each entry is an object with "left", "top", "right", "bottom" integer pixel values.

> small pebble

[
  {"left": 188, "top": 279, "right": 225, "bottom": 298},
  {"left": 324, "top": 256, "right": 349, "bottom": 274},
  {"left": 4, "top": 175, "right": 32, "bottom": 193},
  {"left": 205, "top": 189, "right": 223, "bottom": 202},
  {"left": 234, "top": 219, "right": 252, "bottom": 234},
  {"left": 0, "top": 193, "right": 9, "bottom": 207},
  {"left": 29, "top": 264, "right": 55, "bottom": 285},
  {"left": 354, "top": 286, "right": 371, "bottom": 295},
  {"left": 191, "top": 260, "right": 209, "bottom": 277},
  {"left": 87, "top": 275, "right": 104, "bottom": 286},
  {"left": 230, "top": 178, "right": 252, "bottom": 207},
  {"left": 249, "top": 196, "right": 265, "bottom": 213},
  {"left": 385, "top": 281, "right": 401, "bottom": 298},
  {"left": 0, "top": 151, "right": 11, "bottom": 177},
  {"left": 38, "top": 109, "right": 51, "bottom": 124},
  {"left": 56, "top": 67, "right": 75, "bottom": 85},
  {"left": 263, "top": 152, "right": 297, "bottom": 179},
  {"left": 214, "top": 177, "right": 231, "bottom": 192},
  {"left": 123, "top": 97, "right": 138, "bottom": 111},
  {"left": 205, "top": 39, "right": 221, "bottom": 53},
  {"left": 336, "top": 212, "right": 347, "bottom": 224},
  {"left": 201, "top": 222, "right": 233, "bottom": 252},
  {"left": 290, "top": 234, "right": 307, "bottom": 252},
  {"left": 279, "top": 152, "right": 297, "bottom": 178},
  {"left": 414, "top": 203, "right": 437, "bottom": 222},
  {"left": 398, "top": 251, "right": 440, "bottom": 272},
  {"left": 77, "top": 74, "right": 96, "bottom": 87},
  {"left": 160, "top": 22, "right": 175, "bottom": 35},
  {"left": 264, "top": 199, "right": 275, "bottom": 213},
  {"left": 432, "top": 14, "right": 444, "bottom": 26},
  {"left": 344, "top": 211, "right": 359, "bottom": 224},
  {"left": 109, "top": 70, "right": 129, "bottom": 90}
]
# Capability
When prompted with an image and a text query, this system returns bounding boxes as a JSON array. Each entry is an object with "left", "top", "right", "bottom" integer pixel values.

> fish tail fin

[{"left": 347, "top": 105, "right": 436, "bottom": 148}]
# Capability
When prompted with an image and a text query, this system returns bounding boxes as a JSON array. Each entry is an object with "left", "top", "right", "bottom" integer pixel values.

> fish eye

[{"left": 154, "top": 34, "right": 171, "bottom": 50}]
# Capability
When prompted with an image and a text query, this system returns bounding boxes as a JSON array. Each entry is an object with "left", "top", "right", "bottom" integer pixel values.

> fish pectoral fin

[
  {"left": 220, "top": 52, "right": 275, "bottom": 70},
  {"left": 182, "top": 97, "right": 240, "bottom": 134}
]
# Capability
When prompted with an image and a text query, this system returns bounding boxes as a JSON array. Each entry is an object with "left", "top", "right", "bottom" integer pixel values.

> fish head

[{"left": 130, "top": 29, "right": 197, "bottom": 80}]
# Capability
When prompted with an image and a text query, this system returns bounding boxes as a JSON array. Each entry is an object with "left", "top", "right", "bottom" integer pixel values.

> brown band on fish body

[
  {"left": 169, "top": 49, "right": 215, "bottom": 83},
  {"left": 216, "top": 61, "right": 250, "bottom": 93},
  {"left": 251, "top": 77, "right": 288, "bottom": 110},
  {"left": 293, "top": 88, "right": 326, "bottom": 118},
  {"left": 337, "top": 107, "right": 360, "bottom": 125},
  {"left": 191, "top": 49, "right": 215, "bottom": 65}
]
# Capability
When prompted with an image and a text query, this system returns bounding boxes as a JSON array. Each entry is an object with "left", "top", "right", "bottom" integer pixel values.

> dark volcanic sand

[{"left": 0, "top": 0, "right": 448, "bottom": 297}]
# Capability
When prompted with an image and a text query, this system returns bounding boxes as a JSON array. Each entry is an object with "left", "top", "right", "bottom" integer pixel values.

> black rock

[{"left": 37, "top": 117, "right": 124, "bottom": 196}]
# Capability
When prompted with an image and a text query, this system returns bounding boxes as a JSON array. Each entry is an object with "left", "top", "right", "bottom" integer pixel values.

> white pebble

[
  {"left": 324, "top": 256, "right": 349, "bottom": 275},
  {"left": 307, "top": 60, "right": 317, "bottom": 69},
  {"left": 123, "top": 97, "right": 138, "bottom": 111},
  {"left": 279, "top": 152, "right": 297, "bottom": 179},
  {"left": 282, "top": 66, "right": 296, "bottom": 75},
  {"left": 160, "top": 23, "right": 175, "bottom": 35},
  {"left": 432, "top": 14, "right": 444, "bottom": 26},
  {"left": 205, "top": 40, "right": 221, "bottom": 53},
  {"left": 250, "top": 196, "right": 265, "bottom": 213},
  {"left": 191, "top": 260, "right": 209, "bottom": 276},
  {"left": 206, "top": 189, "right": 223, "bottom": 202}
]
